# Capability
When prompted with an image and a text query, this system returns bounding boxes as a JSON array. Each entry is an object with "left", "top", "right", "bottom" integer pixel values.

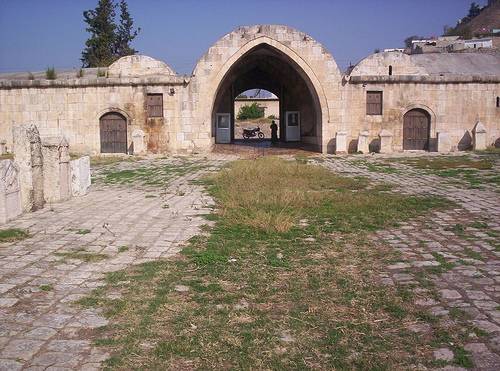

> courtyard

[{"left": 0, "top": 150, "right": 499, "bottom": 370}]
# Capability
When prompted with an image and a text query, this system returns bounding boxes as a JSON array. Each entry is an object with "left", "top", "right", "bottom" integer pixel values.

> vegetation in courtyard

[
  {"left": 236, "top": 102, "right": 265, "bottom": 120},
  {"left": 55, "top": 248, "right": 108, "bottom": 263},
  {"left": 384, "top": 154, "right": 500, "bottom": 189},
  {"left": 391, "top": 155, "right": 493, "bottom": 171},
  {"left": 0, "top": 228, "right": 30, "bottom": 243},
  {"left": 90, "top": 155, "right": 140, "bottom": 166},
  {"left": 78, "top": 157, "right": 465, "bottom": 369},
  {"left": 0, "top": 153, "right": 14, "bottom": 160},
  {"left": 81, "top": 0, "right": 140, "bottom": 68},
  {"left": 95, "top": 158, "right": 209, "bottom": 186}
]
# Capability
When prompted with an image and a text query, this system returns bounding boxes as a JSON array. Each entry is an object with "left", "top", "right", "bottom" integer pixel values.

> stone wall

[
  {"left": 0, "top": 27, "right": 499, "bottom": 155},
  {"left": 344, "top": 80, "right": 500, "bottom": 152},
  {"left": 0, "top": 81, "right": 183, "bottom": 154}
]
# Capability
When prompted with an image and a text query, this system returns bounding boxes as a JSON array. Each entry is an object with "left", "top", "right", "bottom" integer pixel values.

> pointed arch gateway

[{"left": 211, "top": 41, "right": 324, "bottom": 150}]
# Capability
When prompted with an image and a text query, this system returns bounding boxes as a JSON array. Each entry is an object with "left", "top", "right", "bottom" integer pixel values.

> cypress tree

[
  {"left": 115, "top": 0, "right": 140, "bottom": 57},
  {"left": 81, "top": 0, "right": 117, "bottom": 67}
]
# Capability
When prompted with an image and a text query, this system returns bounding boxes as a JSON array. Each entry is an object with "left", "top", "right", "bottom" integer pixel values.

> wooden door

[
  {"left": 100, "top": 113, "right": 127, "bottom": 153},
  {"left": 403, "top": 109, "right": 430, "bottom": 150}
]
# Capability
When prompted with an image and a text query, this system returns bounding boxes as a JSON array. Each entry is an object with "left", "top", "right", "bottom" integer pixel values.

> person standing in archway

[{"left": 270, "top": 120, "right": 278, "bottom": 144}]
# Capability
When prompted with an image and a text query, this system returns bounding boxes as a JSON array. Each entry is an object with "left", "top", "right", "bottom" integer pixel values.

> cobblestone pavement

[
  {"left": 0, "top": 155, "right": 229, "bottom": 370},
  {"left": 320, "top": 153, "right": 500, "bottom": 370},
  {"left": 1, "top": 152, "right": 499, "bottom": 370}
]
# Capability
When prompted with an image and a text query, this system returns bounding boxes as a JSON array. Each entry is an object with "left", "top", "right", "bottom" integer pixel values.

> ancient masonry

[
  {"left": 0, "top": 124, "right": 90, "bottom": 224},
  {"left": 0, "top": 24, "right": 498, "bottom": 155}
]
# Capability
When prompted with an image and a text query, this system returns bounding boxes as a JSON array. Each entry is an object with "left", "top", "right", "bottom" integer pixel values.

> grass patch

[
  {"left": 391, "top": 156, "right": 493, "bottom": 170},
  {"left": 90, "top": 156, "right": 140, "bottom": 167},
  {"left": 39, "top": 284, "right": 53, "bottom": 291},
  {"left": 0, "top": 153, "right": 14, "bottom": 160},
  {"left": 453, "top": 346, "right": 473, "bottom": 368},
  {"left": 54, "top": 249, "right": 108, "bottom": 263},
  {"left": 97, "top": 161, "right": 209, "bottom": 187},
  {"left": 210, "top": 157, "right": 446, "bottom": 233},
  {"left": 352, "top": 159, "right": 400, "bottom": 174},
  {"left": 463, "top": 247, "right": 484, "bottom": 261},
  {"left": 445, "top": 223, "right": 466, "bottom": 236},
  {"left": 78, "top": 157, "right": 453, "bottom": 369},
  {"left": 0, "top": 228, "right": 30, "bottom": 243},
  {"left": 67, "top": 228, "right": 91, "bottom": 235}
]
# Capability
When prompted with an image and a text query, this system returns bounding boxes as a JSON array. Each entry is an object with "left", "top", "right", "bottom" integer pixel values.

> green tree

[
  {"left": 81, "top": 0, "right": 117, "bottom": 67},
  {"left": 115, "top": 0, "right": 140, "bottom": 58},
  {"left": 237, "top": 103, "right": 265, "bottom": 120}
]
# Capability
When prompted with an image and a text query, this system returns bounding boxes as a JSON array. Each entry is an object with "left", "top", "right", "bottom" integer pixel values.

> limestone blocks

[
  {"left": 41, "top": 136, "right": 71, "bottom": 204},
  {"left": 0, "top": 159, "right": 22, "bottom": 223},
  {"left": 472, "top": 122, "right": 487, "bottom": 151},
  {"left": 70, "top": 156, "right": 91, "bottom": 197},
  {"left": 379, "top": 129, "right": 393, "bottom": 154},
  {"left": 437, "top": 132, "right": 452, "bottom": 153},
  {"left": 357, "top": 131, "right": 370, "bottom": 153},
  {"left": 12, "top": 124, "right": 45, "bottom": 212}
]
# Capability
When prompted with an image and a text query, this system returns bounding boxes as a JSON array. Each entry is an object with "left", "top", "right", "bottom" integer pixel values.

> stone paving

[
  {"left": 0, "top": 155, "right": 229, "bottom": 370},
  {"left": 1, "top": 152, "right": 499, "bottom": 370},
  {"left": 320, "top": 154, "right": 500, "bottom": 370}
]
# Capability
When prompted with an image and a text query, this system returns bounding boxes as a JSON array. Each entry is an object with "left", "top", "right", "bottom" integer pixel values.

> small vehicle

[{"left": 242, "top": 126, "right": 265, "bottom": 139}]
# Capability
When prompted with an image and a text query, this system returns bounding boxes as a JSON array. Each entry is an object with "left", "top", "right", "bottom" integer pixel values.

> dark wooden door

[
  {"left": 100, "top": 113, "right": 127, "bottom": 153},
  {"left": 403, "top": 109, "right": 430, "bottom": 150}
]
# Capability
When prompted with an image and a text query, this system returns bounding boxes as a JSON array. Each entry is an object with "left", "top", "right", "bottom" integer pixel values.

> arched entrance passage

[
  {"left": 403, "top": 109, "right": 431, "bottom": 151},
  {"left": 99, "top": 112, "right": 127, "bottom": 153},
  {"left": 212, "top": 43, "right": 323, "bottom": 151}
]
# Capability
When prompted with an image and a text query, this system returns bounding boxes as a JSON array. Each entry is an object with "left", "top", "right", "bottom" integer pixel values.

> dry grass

[
  {"left": 78, "top": 157, "right": 462, "bottom": 370},
  {"left": 0, "top": 228, "right": 29, "bottom": 243},
  {"left": 390, "top": 155, "right": 493, "bottom": 170},
  {"left": 211, "top": 157, "right": 366, "bottom": 232},
  {"left": 0, "top": 153, "right": 14, "bottom": 160}
]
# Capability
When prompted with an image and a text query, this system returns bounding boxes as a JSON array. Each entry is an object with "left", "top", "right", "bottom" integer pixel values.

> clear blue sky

[{"left": 0, "top": 0, "right": 487, "bottom": 74}]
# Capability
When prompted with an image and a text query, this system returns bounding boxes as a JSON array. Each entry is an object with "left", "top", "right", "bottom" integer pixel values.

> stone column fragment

[
  {"left": 70, "top": 156, "right": 91, "bottom": 196},
  {"left": 357, "top": 131, "right": 370, "bottom": 153},
  {"left": 12, "top": 124, "right": 44, "bottom": 212},
  {"left": 41, "top": 136, "right": 71, "bottom": 203},
  {"left": 472, "top": 122, "right": 487, "bottom": 151},
  {"left": 132, "top": 129, "right": 146, "bottom": 155},
  {"left": 437, "top": 132, "right": 452, "bottom": 153},
  {"left": 0, "top": 159, "right": 22, "bottom": 224},
  {"left": 335, "top": 131, "right": 348, "bottom": 154},
  {"left": 379, "top": 129, "right": 393, "bottom": 154}
]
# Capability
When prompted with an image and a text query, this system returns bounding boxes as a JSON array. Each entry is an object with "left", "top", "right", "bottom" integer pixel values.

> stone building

[{"left": 0, "top": 25, "right": 499, "bottom": 154}]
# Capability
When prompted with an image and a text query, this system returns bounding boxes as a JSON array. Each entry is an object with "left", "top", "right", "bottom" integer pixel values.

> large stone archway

[
  {"left": 211, "top": 43, "right": 323, "bottom": 147},
  {"left": 186, "top": 25, "right": 343, "bottom": 153}
]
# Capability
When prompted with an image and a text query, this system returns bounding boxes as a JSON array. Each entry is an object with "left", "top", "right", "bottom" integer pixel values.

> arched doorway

[
  {"left": 403, "top": 109, "right": 430, "bottom": 150},
  {"left": 99, "top": 112, "right": 127, "bottom": 153},
  {"left": 212, "top": 43, "right": 322, "bottom": 150}
]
